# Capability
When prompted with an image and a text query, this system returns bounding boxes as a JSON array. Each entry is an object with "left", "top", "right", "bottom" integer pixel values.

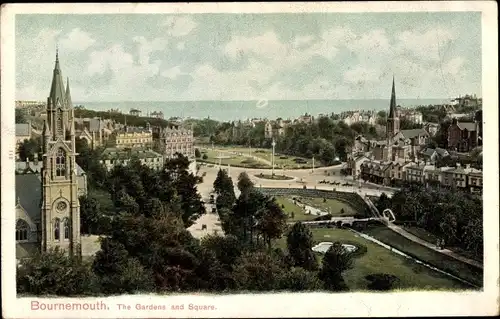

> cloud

[
  {"left": 162, "top": 16, "right": 198, "bottom": 37},
  {"left": 59, "top": 28, "right": 96, "bottom": 52},
  {"left": 344, "top": 66, "right": 380, "bottom": 85},
  {"left": 176, "top": 41, "right": 185, "bottom": 50},
  {"left": 161, "top": 66, "right": 182, "bottom": 79},
  {"left": 395, "top": 27, "right": 457, "bottom": 61}
]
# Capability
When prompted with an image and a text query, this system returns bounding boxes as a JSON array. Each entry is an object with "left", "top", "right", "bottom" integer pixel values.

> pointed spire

[
  {"left": 65, "top": 77, "right": 73, "bottom": 108},
  {"left": 50, "top": 49, "right": 66, "bottom": 107},
  {"left": 388, "top": 76, "right": 397, "bottom": 118}
]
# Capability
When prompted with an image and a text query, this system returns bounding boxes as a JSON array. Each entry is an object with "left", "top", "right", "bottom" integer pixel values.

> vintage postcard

[{"left": 1, "top": 2, "right": 498, "bottom": 318}]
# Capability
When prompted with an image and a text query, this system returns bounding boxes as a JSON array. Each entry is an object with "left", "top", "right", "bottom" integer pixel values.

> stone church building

[{"left": 15, "top": 52, "right": 97, "bottom": 260}]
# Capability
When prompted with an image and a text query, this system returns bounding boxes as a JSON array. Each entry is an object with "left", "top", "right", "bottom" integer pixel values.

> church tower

[
  {"left": 41, "top": 50, "right": 81, "bottom": 256},
  {"left": 386, "top": 76, "right": 400, "bottom": 140}
]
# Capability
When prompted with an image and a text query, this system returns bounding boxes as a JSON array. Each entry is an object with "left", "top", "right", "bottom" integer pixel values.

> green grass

[
  {"left": 274, "top": 197, "right": 315, "bottom": 221},
  {"left": 274, "top": 196, "right": 360, "bottom": 222},
  {"left": 403, "top": 226, "right": 440, "bottom": 244},
  {"left": 275, "top": 227, "right": 471, "bottom": 291},
  {"left": 199, "top": 149, "right": 271, "bottom": 168},
  {"left": 207, "top": 145, "right": 322, "bottom": 169},
  {"left": 363, "top": 226, "right": 483, "bottom": 287},
  {"left": 255, "top": 174, "right": 294, "bottom": 180},
  {"left": 297, "top": 197, "right": 358, "bottom": 216}
]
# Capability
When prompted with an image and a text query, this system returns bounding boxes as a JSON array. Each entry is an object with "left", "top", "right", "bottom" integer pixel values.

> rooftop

[{"left": 16, "top": 174, "right": 42, "bottom": 223}]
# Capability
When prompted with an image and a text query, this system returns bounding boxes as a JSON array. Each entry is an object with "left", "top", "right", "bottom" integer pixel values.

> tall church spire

[
  {"left": 50, "top": 49, "right": 66, "bottom": 107},
  {"left": 388, "top": 76, "right": 397, "bottom": 118}
]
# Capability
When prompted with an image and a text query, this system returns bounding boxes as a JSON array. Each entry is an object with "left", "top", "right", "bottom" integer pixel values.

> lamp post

[
  {"left": 312, "top": 156, "right": 315, "bottom": 173},
  {"left": 271, "top": 138, "right": 276, "bottom": 176}
]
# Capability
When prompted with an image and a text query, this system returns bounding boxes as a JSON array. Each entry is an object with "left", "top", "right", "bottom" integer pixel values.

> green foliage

[
  {"left": 18, "top": 137, "right": 42, "bottom": 161},
  {"left": 255, "top": 199, "right": 288, "bottom": 249},
  {"left": 318, "top": 242, "right": 353, "bottom": 291},
  {"left": 75, "top": 138, "right": 108, "bottom": 189},
  {"left": 17, "top": 248, "right": 98, "bottom": 296},
  {"left": 286, "top": 222, "right": 318, "bottom": 271},
  {"left": 365, "top": 273, "right": 400, "bottom": 291},
  {"left": 237, "top": 171, "right": 254, "bottom": 195},
  {"left": 92, "top": 237, "right": 154, "bottom": 294},
  {"left": 79, "top": 195, "right": 104, "bottom": 235},
  {"left": 194, "top": 148, "right": 201, "bottom": 158},
  {"left": 107, "top": 154, "right": 205, "bottom": 228},
  {"left": 232, "top": 251, "right": 286, "bottom": 291},
  {"left": 385, "top": 185, "right": 483, "bottom": 258},
  {"left": 277, "top": 267, "right": 323, "bottom": 291},
  {"left": 15, "top": 108, "right": 27, "bottom": 124}
]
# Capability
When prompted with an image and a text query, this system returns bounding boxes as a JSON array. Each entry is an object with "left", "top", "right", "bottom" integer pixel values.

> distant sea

[{"left": 76, "top": 99, "right": 450, "bottom": 122}]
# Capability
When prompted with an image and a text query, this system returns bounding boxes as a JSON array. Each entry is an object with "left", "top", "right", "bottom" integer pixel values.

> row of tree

[
  {"left": 18, "top": 164, "right": 357, "bottom": 295},
  {"left": 376, "top": 183, "right": 483, "bottom": 258}
]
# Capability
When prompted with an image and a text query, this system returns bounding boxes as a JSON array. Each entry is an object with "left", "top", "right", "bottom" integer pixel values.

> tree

[
  {"left": 256, "top": 199, "right": 288, "bottom": 249},
  {"left": 92, "top": 237, "right": 154, "bottom": 294},
  {"left": 18, "top": 137, "right": 42, "bottom": 161},
  {"left": 366, "top": 274, "right": 400, "bottom": 291},
  {"left": 194, "top": 148, "right": 201, "bottom": 158},
  {"left": 277, "top": 267, "right": 323, "bottom": 291},
  {"left": 213, "top": 169, "right": 236, "bottom": 208},
  {"left": 232, "top": 251, "right": 286, "bottom": 291},
  {"left": 200, "top": 234, "right": 243, "bottom": 271},
  {"left": 318, "top": 242, "right": 353, "bottom": 291},
  {"left": 79, "top": 195, "right": 102, "bottom": 235},
  {"left": 15, "top": 108, "right": 27, "bottom": 124},
  {"left": 17, "top": 247, "right": 97, "bottom": 296},
  {"left": 286, "top": 222, "right": 318, "bottom": 271},
  {"left": 108, "top": 213, "right": 209, "bottom": 292},
  {"left": 237, "top": 172, "right": 254, "bottom": 195}
]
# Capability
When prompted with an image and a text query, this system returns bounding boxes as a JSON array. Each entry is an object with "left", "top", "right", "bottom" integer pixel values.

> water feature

[{"left": 312, "top": 242, "right": 358, "bottom": 254}]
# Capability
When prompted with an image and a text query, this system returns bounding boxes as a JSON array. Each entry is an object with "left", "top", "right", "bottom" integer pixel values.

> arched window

[
  {"left": 63, "top": 218, "right": 70, "bottom": 240},
  {"left": 54, "top": 218, "right": 60, "bottom": 240},
  {"left": 55, "top": 149, "right": 66, "bottom": 177},
  {"left": 16, "top": 219, "right": 30, "bottom": 241}
]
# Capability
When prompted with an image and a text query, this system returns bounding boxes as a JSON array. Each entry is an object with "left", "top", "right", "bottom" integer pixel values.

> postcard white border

[{"left": 2, "top": 2, "right": 499, "bottom": 318}]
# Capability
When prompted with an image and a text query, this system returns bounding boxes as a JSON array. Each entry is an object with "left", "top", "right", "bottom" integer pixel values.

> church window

[
  {"left": 64, "top": 219, "right": 70, "bottom": 240},
  {"left": 54, "top": 218, "right": 61, "bottom": 240},
  {"left": 56, "top": 149, "right": 66, "bottom": 177},
  {"left": 16, "top": 219, "right": 29, "bottom": 241}
]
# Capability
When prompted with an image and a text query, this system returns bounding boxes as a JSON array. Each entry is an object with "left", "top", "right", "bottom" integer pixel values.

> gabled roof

[
  {"left": 16, "top": 174, "right": 42, "bottom": 223},
  {"left": 400, "top": 128, "right": 429, "bottom": 139}
]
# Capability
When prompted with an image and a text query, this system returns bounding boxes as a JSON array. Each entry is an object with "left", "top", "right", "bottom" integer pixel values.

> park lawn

[
  {"left": 200, "top": 149, "right": 271, "bottom": 168},
  {"left": 363, "top": 226, "right": 483, "bottom": 287},
  {"left": 214, "top": 146, "right": 320, "bottom": 169},
  {"left": 297, "top": 197, "right": 358, "bottom": 216},
  {"left": 403, "top": 226, "right": 440, "bottom": 244},
  {"left": 274, "top": 197, "right": 316, "bottom": 221},
  {"left": 275, "top": 228, "right": 470, "bottom": 291}
]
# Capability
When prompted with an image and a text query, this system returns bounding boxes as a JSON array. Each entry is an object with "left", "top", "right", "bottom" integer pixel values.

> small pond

[{"left": 312, "top": 242, "right": 358, "bottom": 254}]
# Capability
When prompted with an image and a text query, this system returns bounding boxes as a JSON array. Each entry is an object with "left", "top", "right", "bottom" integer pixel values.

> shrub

[
  {"left": 202, "top": 154, "right": 208, "bottom": 160},
  {"left": 313, "top": 214, "right": 333, "bottom": 221},
  {"left": 365, "top": 273, "right": 400, "bottom": 291}
]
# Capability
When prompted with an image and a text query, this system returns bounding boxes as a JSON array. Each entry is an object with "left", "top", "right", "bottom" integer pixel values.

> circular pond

[{"left": 312, "top": 242, "right": 358, "bottom": 254}]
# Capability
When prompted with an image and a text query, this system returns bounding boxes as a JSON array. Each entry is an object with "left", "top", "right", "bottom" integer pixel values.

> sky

[{"left": 15, "top": 12, "right": 482, "bottom": 102}]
